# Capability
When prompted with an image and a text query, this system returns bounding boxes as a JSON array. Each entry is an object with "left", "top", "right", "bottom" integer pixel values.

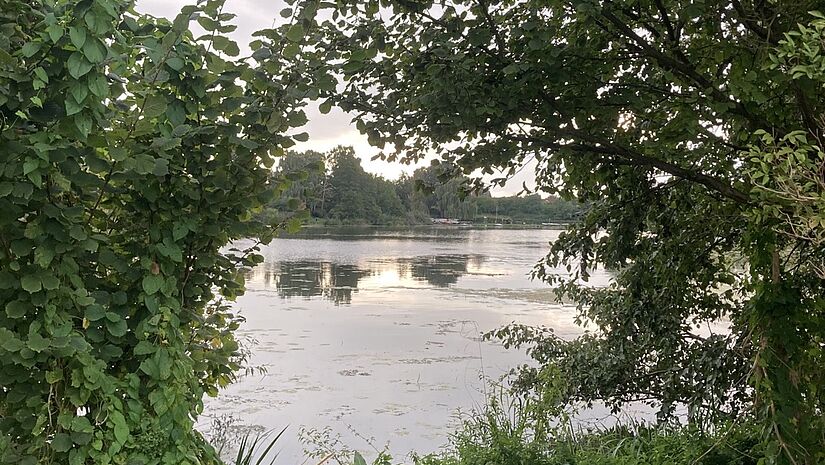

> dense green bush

[{"left": 0, "top": 0, "right": 312, "bottom": 463}]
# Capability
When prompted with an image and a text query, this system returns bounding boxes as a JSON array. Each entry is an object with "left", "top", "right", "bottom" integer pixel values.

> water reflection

[
  {"left": 247, "top": 254, "right": 486, "bottom": 304},
  {"left": 395, "top": 254, "right": 485, "bottom": 287}
]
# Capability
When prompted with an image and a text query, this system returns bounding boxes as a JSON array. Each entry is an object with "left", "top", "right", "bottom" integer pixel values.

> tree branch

[
  {"left": 597, "top": 5, "right": 771, "bottom": 132},
  {"left": 504, "top": 130, "right": 751, "bottom": 205}
]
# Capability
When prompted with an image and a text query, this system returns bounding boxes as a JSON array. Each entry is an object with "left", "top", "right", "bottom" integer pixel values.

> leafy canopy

[
  {"left": 0, "top": 0, "right": 314, "bottom": 463},
  {"left": 288, "top": 1, "right": 825, "bottom": 463}
]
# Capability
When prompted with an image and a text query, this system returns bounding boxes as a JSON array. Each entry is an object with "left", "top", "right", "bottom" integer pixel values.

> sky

[{"left": 135, "top": 0, "right": 536, "bottom": 195}]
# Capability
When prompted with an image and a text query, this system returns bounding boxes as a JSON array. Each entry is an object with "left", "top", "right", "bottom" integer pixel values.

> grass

[
  {"left": 233, "top": 427, "right": 288, "bottom": 465},
  {"left": 212, "top": 387, "right": 764, "bottom": 465}
]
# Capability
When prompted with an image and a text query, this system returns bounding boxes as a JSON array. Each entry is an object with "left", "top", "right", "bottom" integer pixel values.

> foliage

[
  {"left": 316, "top": 383, "right": 763, "bottom": 465},
  {"left": 417, "top": 423, "right": 764, "bottom": 465},
  {"left": 409, "top": 380, "right": 764, "bottom": 465},
  {"left": 325, "top": 146, "right": 405, "bottom": 223},
  {"left": 300, "top": 424, "right": 394, "bottom": 465},
  {"left": 0, "top": 0, "right": 313, "bottom": 463},
  {"left": 232, "top": 427, "right": 286, "bottom": 465},
  {"left": 286, "top": 1, "right": 825, "bottom": 463},
  {"left": 272, "top": 147, "right": 584, "bottom": 225}
]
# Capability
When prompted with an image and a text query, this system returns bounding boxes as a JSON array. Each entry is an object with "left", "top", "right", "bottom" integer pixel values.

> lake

[{"left": 199, "top": 227, "right": 614, "bottom": 462}]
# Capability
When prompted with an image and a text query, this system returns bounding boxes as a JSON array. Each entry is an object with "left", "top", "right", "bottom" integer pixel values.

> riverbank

[{"left": 297, "top": 220, "right": 576, "bottom": 230}]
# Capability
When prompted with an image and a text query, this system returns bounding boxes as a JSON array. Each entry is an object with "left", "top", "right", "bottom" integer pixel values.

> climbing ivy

[{"left": 0, "top": 0, "right": 314, "bottom": 463}]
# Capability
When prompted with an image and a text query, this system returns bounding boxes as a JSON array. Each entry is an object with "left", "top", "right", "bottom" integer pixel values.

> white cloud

[{"left": 135, "top": 0, "right": 537, "bottom": 196}]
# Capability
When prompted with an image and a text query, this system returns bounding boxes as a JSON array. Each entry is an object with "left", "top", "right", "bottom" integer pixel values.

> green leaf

[
  {"left": 70, "top": 416, "right": 93, "bottom": 433},
  {"left": 65, "top": 96, "right": 83, "bottom": 116},
  {"left": 1, "top": 332, "right": 24, "bottom": 352},
  {"left": 69, "top": 225, "right": 88, "bottom": 241},
  {"left": 23, "top": 158, "right": 39, "bottom": 175},
  {"left": 139, "top": 358, "right": 159, "bottom": 378},
  {"left": 27, "top": 333, "right": 50, "bottom": 352},
  {"left": 172, "top": 222, "right": 190, "bottom": 240},
  {"left": 67, "top": 52, "right": 93, "bottom": 79},
  {"left": 75, "top": 112, "right": 92, "bottom": 138},
  {"left": 142, "top": 95, "right": 167, "bottom": 118},
  {"left": 105, "top": 318, "right": 128, "bottom": 337},
  {"left": 211, "top": 36, "right": 240, "bottom": 56},
  {"left": 82, "top": 38, "right": 107, "bottom": 63},
  {"left": 34, "top": 247, "right": 55, "bottom": 267},
  {"left": 132, "top": 154, "right": 156, "bottom": 175},
  {"left": 166, "top": 56, "right": 184, "bottom": 71},
  {"left": 134, "top": 340, "right": 156, "bottom": 355},
  {"left": 83, "top": 10, "right": 108, "bottom": 34},
  {"left": 41, "top": 274, "right": 60, "bottom": 290},
  {"left": 285, "top": 24, "right": 304, "bottom": 43},
  {"left": 46, "top": 369, "right": 63, "bottom": 384},
  {"left": 21, "top": 275, "right": 42, "bottom": 293},
  {"left": 111, "top": 412, "right": 129, "bottom": 445},
  {"left": 84, "top": 305, "right": 106, "bottom": 321},
  {"left": 197, "top": 16, "right": 219, "bottom": 31},
  {"left": 157, "top": 241, "right": 182, "bottom": 262},
  {"left": 69, "top": 27, "right": 87, "bottom": 49},
  {"left": 283, "top": 42, "right": 300, "bottom": 57},
  {"left": 70, "top": 83, "right": 89, "bottom": 105},
  {"left": 52, "top": 433, "right": 73, "bottom": 452},
  {"left": 108, "top": 147, "right": 127, "bottom": 162},
  {"left": 224, "top": 40, "right": 240, "bottom": 56},
  {"left": 319, "top": 99, "right": 332, "bottom": 114},
  {"left": 166, "top": 103, "right": 186, "bottom": 126},
  {"left": 87, "top": 73, "right": 108, "bottom": 97},
  {"left": 152, "top": 158, "right": 169, "bottom": 176},
  {"left": 5, "top": 301, "right": 29, "bottom": 319},
  {"left": 354, "top": 451, "right": 367, "bottom": 465},
  {"left": 33, "top": 67, "right": 49, "bottom": 83},
  {"left": 0, "top": 48, "right": 15, "bottom": 67},
  {"left": 46, "top": 24, "right": 64, "bottom": 43},
  {"left": 10, "top": 239, "right": 32, "bottom": 256},
  {"left": 252, "top": 47, "right": 272, "bottom": 61},
  {"left": 142, "top": 275, "right": 163, "bottom": 295},
  {"left": 21, "top": 41, "right": 41, "bottom": 57}
]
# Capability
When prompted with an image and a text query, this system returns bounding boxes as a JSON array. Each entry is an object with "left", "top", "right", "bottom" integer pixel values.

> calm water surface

[{"left": 201, "top": 227, "right": 612, "bottom": 461}]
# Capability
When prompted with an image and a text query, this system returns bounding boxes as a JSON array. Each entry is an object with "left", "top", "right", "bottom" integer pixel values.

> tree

[
  {"left": 394, "top": 173, "right": 431, "bottom": 222},
  {"left": 295, "top": 1, "right": 825, "bottom": 462},
  {"left": 321, "top": 145, "right": 408, "bottom": 223},
  {"left": 0, "top": 0, "right": 311, "bottom": 463},
  {"left": 275, "top": 150, "right": 330, "bottom": 217}
]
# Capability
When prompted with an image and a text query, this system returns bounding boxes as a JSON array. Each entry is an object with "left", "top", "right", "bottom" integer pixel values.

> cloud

[{"left": 135, "top": 0, "right": 539, "bottom": 195}]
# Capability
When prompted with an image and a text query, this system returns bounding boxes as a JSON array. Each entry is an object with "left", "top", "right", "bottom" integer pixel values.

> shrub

[{"left": 0, "top": 0, "right": 310, "bottom": 463}]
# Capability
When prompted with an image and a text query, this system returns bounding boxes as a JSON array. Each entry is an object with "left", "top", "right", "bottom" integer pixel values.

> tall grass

[{"left": 233, "top": 427, "right": 288, "bottom": 465}]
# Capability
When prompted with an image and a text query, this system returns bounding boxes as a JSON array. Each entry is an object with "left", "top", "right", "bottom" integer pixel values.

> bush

[
  {"left": 415, "top": 382, "right": 763, "bottom": 465},
  {"left": 0, "top": 0, "right": 311, "bottom": 463}
]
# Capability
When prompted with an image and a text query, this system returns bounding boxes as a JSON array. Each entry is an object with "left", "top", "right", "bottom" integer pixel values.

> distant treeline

[{"left": 266, "top": 146, "right": 585, "bottom": 225}]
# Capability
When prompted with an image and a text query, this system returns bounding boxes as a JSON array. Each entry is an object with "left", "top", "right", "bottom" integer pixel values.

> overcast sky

[{"left": 135, "top": 0, "right": 535, "bottom": 195}]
